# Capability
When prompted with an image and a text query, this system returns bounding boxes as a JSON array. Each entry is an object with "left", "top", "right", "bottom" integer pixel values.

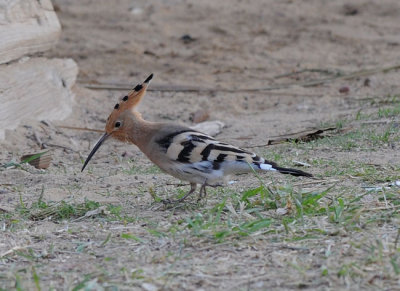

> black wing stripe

[
  {"left": 200, "top": 144, "right": 214, "bottom": 161},
  {"left": 177, "top": 141, "right": 196, "bottom": 163},
  {"left": 212, "top": 153, "right": 227, "bottom": 170},
  {"left": 156, "top": 130, "right": 193, "bottom": 150},
  {"left": 216, "top": 153, "right": 227, "bottom": 162},
  {"left": 190, "top": 134, "right": 215, "bottom": 141}
]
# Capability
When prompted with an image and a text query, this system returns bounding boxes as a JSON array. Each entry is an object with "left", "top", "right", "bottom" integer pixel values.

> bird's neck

[{"left": 126, "top": 113, "right": 161, "bottom": 151}]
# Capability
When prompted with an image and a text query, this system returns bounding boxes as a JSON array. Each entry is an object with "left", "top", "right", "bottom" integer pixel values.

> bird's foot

[{"left": 161, "top": 198, "right": 182, "bottom": 205}]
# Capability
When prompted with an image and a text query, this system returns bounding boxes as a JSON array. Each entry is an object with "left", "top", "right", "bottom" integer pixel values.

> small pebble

[
  {"left": 191, "top": 109, "right": 210, "bottom": 123},
  {"left": 339, "top": 86, "right": 349, "bottom": 94},
  {"left": 181, "top": 34, "right": 196, "bottom": 44},
  {"left": 276, "top": 207, "right": 288, "bottom": 215}
]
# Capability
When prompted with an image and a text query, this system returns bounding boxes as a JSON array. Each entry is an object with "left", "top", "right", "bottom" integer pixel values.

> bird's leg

[
  {"left": 162, "top": 183, "right": 197, "bottom": 204},
  {"left": 197, "top": 183, "right": 225, "bottom": 202},
  {"left": 197, "top": 183, "right": 208, "bottom": 202}
]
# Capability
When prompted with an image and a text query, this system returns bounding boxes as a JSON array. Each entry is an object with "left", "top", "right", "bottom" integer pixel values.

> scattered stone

[
  {"left": 190, "top": 121, "right": 225, "bottom": 136},
  {"left": 190, "top": 109, "right": 210, "bottom": 123},
  {"left": 342, "top": 4, "right": 359, "bottom": 16},
  {"left": 130, "top": 7, "right": 143, "bottom": 15},
  {"left": 293, "top": 160, "right": 311, "bottom": 167},
  {"left": 142, "top": 283, "right": 158, "bottom": 291},
  {"left": 339, "top": 86, "right": 349, "bottom": 94},
  {"left": 276, "top": 207, "right": 288, "bottom": 215},
  {"left": 181, "top": 34, "right": 196, "bottom": 44}
]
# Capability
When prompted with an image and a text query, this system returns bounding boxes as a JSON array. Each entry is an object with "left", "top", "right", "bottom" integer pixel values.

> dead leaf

[
  {"left": 20, "top": 151, "right": 53, "bottom": 169},
  {"left": 247, "top": 127, "right": 337, "bottom": 147}
]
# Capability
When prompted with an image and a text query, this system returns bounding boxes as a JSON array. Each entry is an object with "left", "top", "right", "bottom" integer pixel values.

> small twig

[
  {"left": 165, "top": 183, "right": 187, "bottom": 187},
  {"left": 356, "top": 119, "right": 400, "bottom": 125},
  {"left": 274, "top": 68, "right": 341, "bottom": 79},
  {"left": 71, "top": 206, "right": 108, "bottom": 222},
  {"left": 292, "top": 160, "right": 311, "bottom": 167},
  {"left": 0, "top": 246, "right": 27, "bottom": 258},
  {"left": 293, "top": 179, "right": 339, "bottom": 187},
  {"left": 0, "top": 207, "right": 10, "bottom": 213},
  {"left": 394, "top": 228, "right": 400, "bottom": 250},
  {"left": 45, "top": 143, "right": 76, "bottom": 152},
  {"left": 279, "top": 244, "right": 310, "bottom": 251},
  {"left": 57, "top": 125, "right": 104, "bottom": 133},
  {"left": 287, "top": 64, "right": 400, "bottom": 88},
  {"left": 364, "top": 205, "right": 400, "bottom": 211},
  {"left": 195, "top": 242, "right": 233, "bottom": 252},
  {"left": 33, "top": 130, "right": 46, "bottom": 149}
]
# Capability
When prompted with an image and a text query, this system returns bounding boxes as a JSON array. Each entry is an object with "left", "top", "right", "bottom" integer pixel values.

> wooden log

[
  {"left": 0, "top": 0, "right": 61, "bottom": 64},
  {"left": 0, "top": 57, "right": 78, "bottom": 139}
]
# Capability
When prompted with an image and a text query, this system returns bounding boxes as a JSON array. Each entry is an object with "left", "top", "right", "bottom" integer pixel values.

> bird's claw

[{"left": 161, "top": 199, "right": 173, "bottom": 205}]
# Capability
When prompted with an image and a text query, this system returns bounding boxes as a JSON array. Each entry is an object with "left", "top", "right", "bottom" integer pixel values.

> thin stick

[
  {"left": 79, "top": 64, "right": 400, "bottom": 92},
  {"left": 357, "top": 119, "right": 400, "bottom": 125},
  {"left": 365, "top": 204, "right": 400, "bottom": 211},
  {"left": 0, "top": 246, "right": 27, "bottom": 258},
  {"left": 57, "top": 125, "right": 104, "bottom": 133},
  {"left": 80, "top": 82, "right": 323, "bottom": 96},
  {"left": 45, "top": 143, "right": 76, "bottom": 152},
  {"left": 33, "top": 130, "right": 46, "bottom": 149},
  {"left": 394, "top": 228, "right": 400, "bottom": 250},
  {"left": 293, "top": 179, "right": 339, "bottom": 187},
  {"left": 288, "top": 64, "right": 400, "bottom": 88},
  {"left": 274, "top": 68, "right": 341, "bottom": 79}
]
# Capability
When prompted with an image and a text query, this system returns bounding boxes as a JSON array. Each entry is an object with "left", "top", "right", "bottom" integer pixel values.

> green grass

[
  {"left": 141, "top": 182, "right": 399, "bottom": 251},
  {"left": 2, "top": 102, "right": 400, "bottom": 290},
  {"left": 0, "top": 194, "right": 124, "bottom": 224},
  {"left": 377, "top": 104, "right": 400, "bottom": 118},
  {"left": 308, "top": 124, "right": 399, "bottom": 151},
  {"left": 140, "top": 103, "right": 400, "bottom": 247}
]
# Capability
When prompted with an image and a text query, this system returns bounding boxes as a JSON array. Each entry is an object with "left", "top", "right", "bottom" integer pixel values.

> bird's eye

[{"left": 115, "top": 121, "right": 121, "bottom": 128}]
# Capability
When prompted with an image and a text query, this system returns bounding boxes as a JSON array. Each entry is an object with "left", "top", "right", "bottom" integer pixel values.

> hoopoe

[{"left": 82, "top": 74, "right": 312, "bottom": 203}]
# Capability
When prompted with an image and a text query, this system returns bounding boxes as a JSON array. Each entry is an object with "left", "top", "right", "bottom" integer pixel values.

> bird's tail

[{"left": 272, "top": 166, "right": 313, "bottom": 177}]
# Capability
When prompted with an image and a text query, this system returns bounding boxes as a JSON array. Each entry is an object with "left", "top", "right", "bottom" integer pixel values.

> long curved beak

[{"left": 81, "top": 133, "right": 110, "bottom": 172}]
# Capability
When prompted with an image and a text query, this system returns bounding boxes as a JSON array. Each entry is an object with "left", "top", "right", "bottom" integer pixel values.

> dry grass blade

[
  {"left": 0, "top": 246, "right": 27, "bottom": 258},
  {"left": 29, "top": 201, "right": 102, "bottom": 221},
  {"left": 29, "top": 203, "right": 61, "bottom": 221}
]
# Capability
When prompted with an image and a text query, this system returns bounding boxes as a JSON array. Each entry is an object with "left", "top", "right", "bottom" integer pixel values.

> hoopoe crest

[{"left": 82, "top": 74, "right": 312, "bottom": 203}]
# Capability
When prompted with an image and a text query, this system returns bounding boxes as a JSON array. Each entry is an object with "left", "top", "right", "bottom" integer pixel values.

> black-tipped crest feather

[{"left": 144, "top": 73, "right": 153, "bottom": 83}]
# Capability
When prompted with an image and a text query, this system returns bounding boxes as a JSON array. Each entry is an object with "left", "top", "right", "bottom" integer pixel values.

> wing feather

[{"left": 163, "top": 131, "right": 263, "bottom": 168}]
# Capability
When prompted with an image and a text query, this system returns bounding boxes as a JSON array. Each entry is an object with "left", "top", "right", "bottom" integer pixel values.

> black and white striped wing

[{"left": 156, "top": 130, "right": 270, "bottom": 173}]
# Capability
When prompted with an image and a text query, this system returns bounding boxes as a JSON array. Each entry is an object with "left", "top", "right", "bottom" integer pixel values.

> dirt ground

[{"left": 1, "top": 0, "right": 400, "bottom": 290}]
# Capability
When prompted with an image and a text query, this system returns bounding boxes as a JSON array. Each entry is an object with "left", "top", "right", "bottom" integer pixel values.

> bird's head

[{"left": 81, "top": 74, "right": 153, "bottom": 172}]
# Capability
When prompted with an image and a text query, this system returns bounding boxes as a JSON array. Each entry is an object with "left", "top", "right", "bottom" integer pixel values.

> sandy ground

[{"left": 1, "top": 0, "right": 400, "bottom": 289}]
